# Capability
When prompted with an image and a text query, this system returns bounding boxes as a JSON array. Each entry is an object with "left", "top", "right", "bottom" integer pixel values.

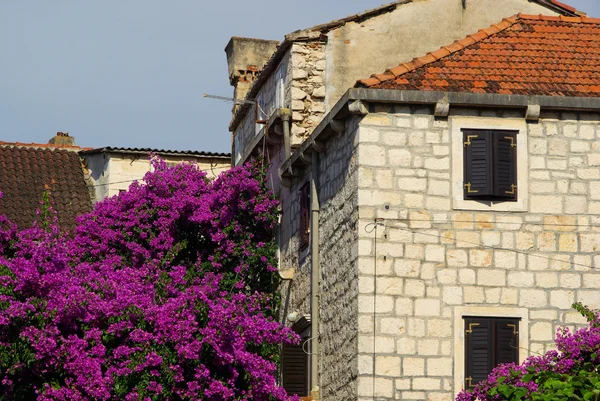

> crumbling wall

[{"left": 289, "top": 42, "right": 327, "bottom": 147}]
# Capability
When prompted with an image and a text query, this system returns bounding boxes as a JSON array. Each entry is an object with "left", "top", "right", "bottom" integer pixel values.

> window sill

[{"left": 453, "top": 196, "right": 528, "bottom": 212}]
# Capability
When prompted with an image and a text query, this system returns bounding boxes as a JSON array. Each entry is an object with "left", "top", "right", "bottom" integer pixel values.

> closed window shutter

[
  {"left": 281, "top": 341, "right": 309, "bottom": 396},
  {"left": 493, "top": 132, "right": 517, "bottom": 200},
  {"left": 465, "top": 318, "right": 493, "bottom": 388},
  {"left": 463, "top": 130, "right": 492, "bottom": 198},
  {"left": 496, "top": 319, "right": 519, "bottom": 366}
]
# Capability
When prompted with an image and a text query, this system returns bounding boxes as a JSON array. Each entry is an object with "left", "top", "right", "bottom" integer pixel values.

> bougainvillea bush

[
  {"left": 0, "top": 159, "right": 298, "bottom": 400},
  {"left": 458, "top": 303, "right": 600, "bottom": 401}
]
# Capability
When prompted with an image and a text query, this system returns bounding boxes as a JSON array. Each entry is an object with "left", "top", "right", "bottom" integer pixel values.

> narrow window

[
  {"left": 463, "top": 130, "right": 517, "bottom": 201},
  {"left": 464, "top": 317, "right": 519, "bottom": 388},
  {"left": 281, "top": 319, "right": 310, "bottom": 397},
  {"left": 299, "top": 183, "right": 310, "bottom": 251}
]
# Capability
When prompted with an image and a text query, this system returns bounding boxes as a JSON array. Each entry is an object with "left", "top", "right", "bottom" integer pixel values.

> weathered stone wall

[
  {"left": 289, "top": 42, "right": 327, "bottom": 146},
  {"left": 233, "top": 41, "right": 327, "bottom": 164},
  {"left": 354, "top": 107, "right": 600, "bottom": 401},
  {"left": 279, "top": 116, "right": 361, "bottom": 400}
]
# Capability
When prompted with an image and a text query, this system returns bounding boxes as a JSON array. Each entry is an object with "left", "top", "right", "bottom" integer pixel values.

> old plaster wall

[
  {"left": 279, "top": 116, "right": 361, "bottom": 400},
  {"left": 354, "top": 107, "right": 600, "bottom": 401},
  {"left": 324, "top": 0, "right": 559, "bottom": 111},
  {"left": 84, "top": 153, "right": 230, "bottom": 201}
]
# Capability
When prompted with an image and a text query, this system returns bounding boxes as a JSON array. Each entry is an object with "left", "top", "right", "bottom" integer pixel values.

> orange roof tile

[{"left": 356, "top": 14, "right": 600, "bottom": 98}]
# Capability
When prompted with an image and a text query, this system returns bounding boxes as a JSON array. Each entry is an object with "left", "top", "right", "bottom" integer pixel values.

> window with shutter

[
  {"left": 281, "top": 318, "right": 310, "bottom": 397},
  {"left": 281, "top": 339, "right": 309, "bottom": 396},
  {"left": 299, "top": 183, "right": 310, "bottom": 251},
  {"left": 463, "top": 130, "right": 517, "bottom": 201},
  {"left": 464, "top": 317, "right": 519, "bottom": 388}
]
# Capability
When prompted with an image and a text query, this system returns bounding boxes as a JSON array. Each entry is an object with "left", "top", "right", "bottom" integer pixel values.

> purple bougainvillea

[{"left": 0, "top": 158, "right": 299, "bottom": 400}]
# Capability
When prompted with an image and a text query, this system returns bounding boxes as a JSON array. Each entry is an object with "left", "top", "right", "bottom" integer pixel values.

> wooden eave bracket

[{"left": 526, "top": 104, "right": 541, "bottom": 121}]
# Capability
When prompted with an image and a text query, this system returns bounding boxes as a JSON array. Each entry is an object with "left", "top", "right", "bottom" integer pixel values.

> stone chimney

[
  {"left": 225, "top": 37, "right": 279, "bottom": 113},
  {"left": 49, "top": 132, "right": 75, "bottom": 146}
]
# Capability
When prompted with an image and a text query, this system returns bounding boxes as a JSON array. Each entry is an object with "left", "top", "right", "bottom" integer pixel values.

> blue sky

[{"left": 0, "top": 0, "right": 598, "bottom": 153}]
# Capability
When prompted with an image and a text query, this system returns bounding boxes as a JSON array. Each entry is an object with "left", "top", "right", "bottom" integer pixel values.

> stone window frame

[
  {"left": 451, "top": 116, "right": 529, "bottom": 212},
  {"left": 453, "top": 306, "right": 530, "bottom": 398}
]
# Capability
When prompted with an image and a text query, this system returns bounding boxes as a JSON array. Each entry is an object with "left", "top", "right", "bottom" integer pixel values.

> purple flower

[{"left": 0, "top": 158, "right": 297, "bottom": 400}]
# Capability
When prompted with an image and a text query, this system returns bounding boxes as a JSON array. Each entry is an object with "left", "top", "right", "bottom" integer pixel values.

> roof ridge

[
  {"left": 357, "top": 15, "right": 520, "bottom": 88},
  {"left": 0, "top": 141, "right": 87, "bottom": 150},
  {"left": 518, "top": 13, "right": 600, "bottom": 24}
]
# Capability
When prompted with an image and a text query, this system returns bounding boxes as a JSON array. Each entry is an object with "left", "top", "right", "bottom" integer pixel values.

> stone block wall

[
  {"left": 233, "top": 40, "right": 326, "bottom": 164},
  {"left": 279, "top": 116, "right": 361, "bottom": 400},
  {"left": 354, "top": 107, "right": 600, "bottom": 401},
  {"left": 289, "top": 42, "right": 327, "bottom": 147}
]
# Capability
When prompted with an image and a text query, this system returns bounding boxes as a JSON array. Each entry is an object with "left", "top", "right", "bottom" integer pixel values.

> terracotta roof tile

[
  {"left": 356, "top": 14, "right": 600, "bottom": 98},
  {"left": 0, "top": 146, "right": 92, "bottom": 230},
  {"left": 231, "top": 0, "right": 583, "bottom": 132}
]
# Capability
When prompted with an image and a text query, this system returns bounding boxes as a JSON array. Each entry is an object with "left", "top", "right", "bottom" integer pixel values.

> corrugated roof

[
  {"left": 357, "top": 14, "right": 600, "bottom": 98},
  {"left": 80, "top": 147, "right": 231, "bottom": 158}
]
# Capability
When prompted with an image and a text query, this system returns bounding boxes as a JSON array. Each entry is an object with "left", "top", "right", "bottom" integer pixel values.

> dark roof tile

[{"left": 0, "top": 146, "right": 92, "bottom": 231}]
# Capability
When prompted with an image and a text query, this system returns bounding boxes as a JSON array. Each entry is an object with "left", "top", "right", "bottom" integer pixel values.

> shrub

[{"left": 0, "top": 159, "right": 298, "bottom": 400}]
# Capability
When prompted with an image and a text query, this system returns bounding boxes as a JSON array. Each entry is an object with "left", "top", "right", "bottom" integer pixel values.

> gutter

[
  {"left": 279, "top": 88, "right": 600, "bottom": 178},
  {"left": 309, "top": 150, "right": 321, "bottom": 400}
]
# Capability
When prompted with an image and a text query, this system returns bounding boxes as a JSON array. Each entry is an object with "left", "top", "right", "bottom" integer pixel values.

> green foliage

[{"left": 458, "top": 304, "right": 600, "bottom": 401}]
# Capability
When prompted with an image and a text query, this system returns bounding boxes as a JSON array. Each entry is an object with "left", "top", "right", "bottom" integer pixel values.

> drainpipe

[
  {"left": 310, "top": 149, "right": 320, "bottom": 400},
  {"left": 282, "top": 113, "right": 291, "bottom": 160}
]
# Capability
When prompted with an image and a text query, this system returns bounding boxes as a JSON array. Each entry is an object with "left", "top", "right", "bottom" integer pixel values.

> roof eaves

[
  {"left": 280, "top": 87, "right": 600, "bottom": 176},
  {"left": 543, "top": 0, "right": 581, "bottom": 15},
  {"left": 80, "top": 147, "right": 231, "bottom": 158},
  {"left": 287, "top": 0, "right": 412, "bottom": 37}
]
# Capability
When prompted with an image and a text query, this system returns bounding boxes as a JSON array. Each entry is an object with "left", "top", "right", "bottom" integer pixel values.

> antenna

[{"left": 203, "top": 93, "right": 256, "bottom": 106}]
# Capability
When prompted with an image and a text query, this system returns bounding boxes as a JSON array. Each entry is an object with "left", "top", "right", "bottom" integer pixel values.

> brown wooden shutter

[
  {"left": 299, "top": 183, "right": 310, "bottom": 251},
  {"left": 282, "top": 341, "right": 309, "bottom": 396},
  {"left": 465, "top": 318, "right": 493, "bottom": 388},
  {"left": 495, "top": 319, "right": 519, "bottom": 366},
  {"left": 492, "top": 132, "right": 517, "bottom": 200},
  {"left": 463, "top": 130, "right": 493, "bottom": 198}
]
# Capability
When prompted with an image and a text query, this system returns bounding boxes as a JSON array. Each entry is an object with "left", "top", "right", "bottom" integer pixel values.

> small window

[
  {"left": 464, "top": 317, "right": 519, "bottom": 388},
  {"left": 463, "top": 130, "right": 517, "bottom": 201},
  {"left": 299, "top": 183, "right": 310, "bottom": 251}
]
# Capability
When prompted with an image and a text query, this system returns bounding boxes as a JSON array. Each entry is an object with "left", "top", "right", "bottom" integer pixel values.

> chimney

[
  {"left": 225, "top": 37, "right": 279, "bottom": 113},
  {"left": 49, "top": 132, "right": 75, "bottom": 146}
]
